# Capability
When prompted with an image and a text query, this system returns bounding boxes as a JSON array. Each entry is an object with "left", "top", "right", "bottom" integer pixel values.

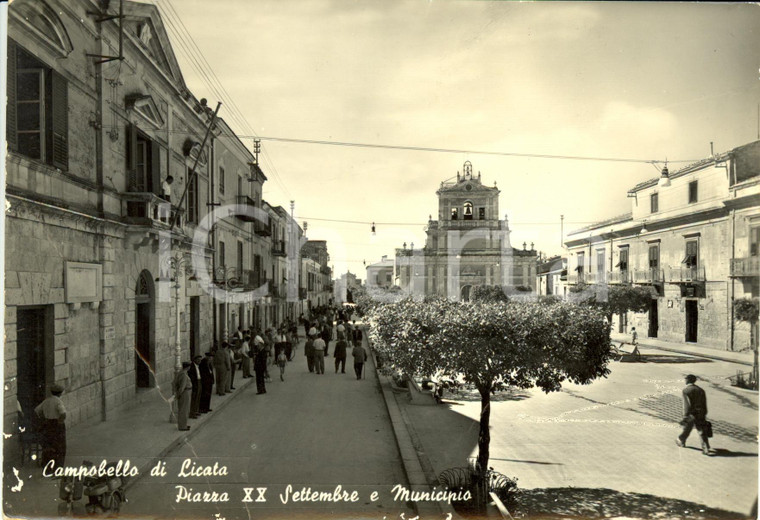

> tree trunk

[{"left": 476, "top": 384, "right": 492, "bottom": 474}]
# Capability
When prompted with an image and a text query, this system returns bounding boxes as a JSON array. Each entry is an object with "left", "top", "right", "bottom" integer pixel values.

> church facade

[{"left": 395, "top": 162, "right": 537, "bottom": 300}]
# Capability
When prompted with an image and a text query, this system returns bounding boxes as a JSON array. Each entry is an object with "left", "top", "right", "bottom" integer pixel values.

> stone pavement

[{"left": 396, "top": 344, "right": 758, "bottom": 519}]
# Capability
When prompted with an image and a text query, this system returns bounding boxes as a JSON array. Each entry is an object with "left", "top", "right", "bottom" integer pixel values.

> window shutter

[
  {"left": 150, "top": 140, "right": 161, "bottom": 196},
  {"left": 49, "top": 70, "right": 69, "bottom": 170},
  {"left": 126, "top": 124, "right": 137, "bottom": 190},
  {"left": 6, "top": 40, "right": 18, "bottom": 151}
]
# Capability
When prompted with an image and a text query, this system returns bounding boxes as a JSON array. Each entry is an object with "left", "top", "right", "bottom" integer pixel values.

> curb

[
  {"left": 365, "top": 329, "right": 459, "bottom": 519},
  {"left": 123, "top": 375, "right": 256, "bottom": 492},
  {"left": 610, "top": 335, "right": 754, "bottom": 367}
]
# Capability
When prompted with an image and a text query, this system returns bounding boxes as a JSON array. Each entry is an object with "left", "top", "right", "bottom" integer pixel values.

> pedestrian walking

[
  {"left": 352, "top": 342, "right": 367, "bottom": 380},
  {"left": 213, "top": 344, "right": 229, "bottom": 396},
  {"left": 254, "top": 341, "right": 268, "bottom": 394},
  {"left": 334, "top": 338, "right": 348, "bottom": 373},
  {"left": 240, "top": 335, "right": 252, "bottom": 378},
  {"left": 199, "top": 351, "right": 214, "bottom": 413},
  {"left": 228, "top": 342, "right": 238, "bottom": 391},
  {"left": 277, "top": 349, "right": 288, "bottom": 381},
  {"left": 313, "top": 336, "right": 326, "bottom": 374},
  {"left": 34, "top": 383, "right": 66, "bottom": 470},
  {"left": 305, "top": 334, "right": 315, "bottom": 372},
  {"left": 188, "top": 355, "right": 203, "bottom": 419},
  {"left": 676, "top": 374, "right": 712, "bottom": 455},
  {"left": 173, "top": 362, "right": 192, "bottom": 431},
  {"left": 352, "top": 321, "right": 363, "bottom": 347}
]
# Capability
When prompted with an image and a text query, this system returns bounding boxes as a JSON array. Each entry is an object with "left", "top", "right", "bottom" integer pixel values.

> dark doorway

[
  {"left": 648, "top": 299, "right": 659, "bottom": 338},
  {"left": 461, "top": 285, "right": 472, "bottom": 302},
  {"left": 618, "top": 312, "right": 627, "bottom": 334},
  {"left": 16, "top": 306, "right": 53, "bottom": 414},
  {"left": 685, "top": 300, "right": 698, "bottom": 343},
  {"left": 190, "top": 297, "right": 200, "bottom": 358},
  {"left": 135, "top": 272, "right": 154, "bottom": 388}
]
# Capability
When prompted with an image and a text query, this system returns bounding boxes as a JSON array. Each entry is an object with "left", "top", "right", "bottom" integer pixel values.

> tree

[
  {"left": 734, "top": 297, "right": 759, "bottom": 385},
  {"left": 570, "top": 284, "right": 652, "bottom": 323},
  {"left": 470, "top": 285, "right": 509, "bottom": 304},
  {"left": 369, "top": 298, "right": 611, "bottom": 474}
]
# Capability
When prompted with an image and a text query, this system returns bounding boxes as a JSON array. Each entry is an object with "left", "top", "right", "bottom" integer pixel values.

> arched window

[
  {"left": 12, "top": 0, "right": 74, "bottom": 57},
  {"left": 463, "top": 201, "right": 473, "bottom": 220},
  {"left": 451, "top": 207, "right": 458, "bottom": 220}
]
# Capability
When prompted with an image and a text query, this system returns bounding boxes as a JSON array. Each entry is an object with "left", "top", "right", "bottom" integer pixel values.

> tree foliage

[
  {"left": 369, "top": 298, "right": 611, "bottom": 472},
  {"left": 734, "top": 297, "right": 759, "bottom": 324},
  {"left": 470, "top": 285, "right": 509, "bottom": 304}
]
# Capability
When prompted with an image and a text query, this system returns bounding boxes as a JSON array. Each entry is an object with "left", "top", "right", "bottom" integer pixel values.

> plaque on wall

[{"left": 64, "top": 261, "right": 103, "bottom": 303}]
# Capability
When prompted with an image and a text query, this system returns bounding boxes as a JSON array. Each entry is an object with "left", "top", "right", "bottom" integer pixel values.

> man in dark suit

[
  {"left": 213, "top": 344, "right": 230, "bottom": 396},
  {"left": 188, "top": 355, "right": 203, "bottom": 418},
  {"left": 199, "top": 352, "right": 214, "bottom": 413},
  {"left": 676, "top": 374, "right": 711, "bottom": 455}
]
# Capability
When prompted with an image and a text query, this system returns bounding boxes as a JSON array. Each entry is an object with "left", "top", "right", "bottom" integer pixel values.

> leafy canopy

[{"left": 369, "top": 298, "right": 611, "bottom": 393}]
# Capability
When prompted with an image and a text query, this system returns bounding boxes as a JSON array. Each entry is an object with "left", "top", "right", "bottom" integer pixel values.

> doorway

[
  {"left": 461, "top": 285, "right": 472, "bottom": 302},
  {"left": 648, "top": 299, "right": 659, "bottom": 338},
  {"left": 16, "top": 306, "right": 53, "bottom": 414},
  {"left": 685, "top": 300, "right": 698, "bottom": 343},
  {"left": 135, "top": 272, "right": 155, "bottom": 388}
]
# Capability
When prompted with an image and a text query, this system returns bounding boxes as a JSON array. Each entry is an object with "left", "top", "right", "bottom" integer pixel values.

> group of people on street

[
  {"left": 172, "top": 320, "right": 300, "bottom": 430},
  {"left": 303, "top": 316, "right": 367, "bottom": 379}
]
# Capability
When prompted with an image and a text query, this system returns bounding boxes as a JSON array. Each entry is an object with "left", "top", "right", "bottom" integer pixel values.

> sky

[{"left": 150, "top": 0, "right": 760, "bottom": 280}]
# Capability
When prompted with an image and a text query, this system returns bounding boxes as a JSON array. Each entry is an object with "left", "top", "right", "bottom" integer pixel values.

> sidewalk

[
  {"left": 610, "top": 332, "right": 754, "bottom": 367},
  {"left": 4, "top": 340, "right": 257, "bottom": 517}
]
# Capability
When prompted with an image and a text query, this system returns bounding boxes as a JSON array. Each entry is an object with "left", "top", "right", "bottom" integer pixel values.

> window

[
  {"left": 187, "top": 170, "right": 199, "bottom": 223},
  {"left": 688, "top": 181, "right": 698, "bottom": 204},
  {"left": 596, "top": 250, "right": 605, "bottom": 280},
  {"left": 219, "top": 241, "right": 225, "bottom": 269},
  {"left": 648, "top": 244, "right": 660, "bottom": 270},
  {"left": 463, "top": 201, "right": 473, "bottom": 220},
  {"left": 237, "top": 241, "right": 243, "bottom": 274},
  {"left": 219, "top": 166, "right": 225, "bottom": 194},
  {"left": 576, "top": 252, "right": 585, "bottom": 275},
  {"left": 617, "top": 248, "right": 629, "bottom": 271},
  {"left": 127, "top": 126, "right": 160, "bottom": 194},
  {"left": 650, "top": 192, "right": 659, "bottom": 213},
  {"left": 750, "top": 227, "right": 760, "bottom": 257},
  {"left": 451, "top": 208, "right": 458, "bottom": 220},
  {"left": 683, "top": 240, "right": 698, "bottom": 268},
  {"left": 7, "top": 42, "right": 68, "bottom": 169},
  {"left": 238, "top": 175, "right": 243, "bottom": 197},
  {"left": 479, "top": 207, "right": 486, "bottom": 220}
]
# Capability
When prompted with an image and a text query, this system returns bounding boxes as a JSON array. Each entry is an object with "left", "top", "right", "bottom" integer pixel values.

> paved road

[
  {"left": 127, "top": 339, "right": 415, "bottom": 520},
  {"left": 404, "top": 347, "right": 758, "bottom": 517}
]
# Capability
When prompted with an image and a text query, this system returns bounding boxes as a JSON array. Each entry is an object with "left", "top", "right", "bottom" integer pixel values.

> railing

[
  {"left": 272, "top": 240, "right": 286, "bottom": 256},
  {"left": 255, "top": 220, "right": 271, "bottom": 236},
  {"left": 607, "top": 270, "right": 630, "bottom": 284},
  {"left": 241, "top": 269, "right": 263, "bottom": 290},
  {"left": 731, "top": 257, "right": 760, "bottom": 277},
  {"left": 632, "top": 268, "right": 664, "bottom": 284},
  {"left": 235, "top": 195, "right": 256, "bottom": 222},
  {"left": 585, "top": 272, "right": 605, "bottom": 284},
  {"left": 123, "top": 192, "right": 184, "bottom": 228},
  {"left": 566, "top": 272, "right": 585, "bottom": 285},
  {"left": 667, "top": 265, "right": 706, "bottom": 283}
]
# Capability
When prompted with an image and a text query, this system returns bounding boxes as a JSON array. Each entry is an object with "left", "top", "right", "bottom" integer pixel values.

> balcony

[
  {"left": 255, "top": 220, "right": 271, "bottom": 237},
  {"left": 123, "top": 192, "right": 184, "bottom": 229},
  {"left": 320, "top": 265, "right": 331, "bottom": 275},
  {"left": 667, "top": 265, "right": 706, "bottom": 283},
  {"left": 272, "top": 239, "right": 287, "bottom": 257},
  {"left": 241, "top": 269, "right": 263, "bottom": 290},
  {"left": 566, "top": 272, "right": 585, "bottom": 285},
  {"left": 585, "top": 272, "right": 605, "bottom": 284},
  {"left": 731, "top": 257, "right": 759, "bottom": 277},
  {"left": 235, "top": 195, "right": 256, "bottom": 222},
  {"left": 632, "top": 268, "right": 665, "bottom": 284},
  {"left": 607, "top": 270, "right": 630, "bottom": 284}
]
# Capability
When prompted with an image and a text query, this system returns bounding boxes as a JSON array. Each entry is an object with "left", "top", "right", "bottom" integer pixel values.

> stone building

[
  {"left": 301, "top": 240, "right": 333, "bottom": 308},
  {"left": 366, "top": 256, "right": 394, "bottom": 290},
  {"left": 3, "top": 0, "right": 304, "bottom": 462},
  {"left": 565, "top": 140, "right": 760, "bottom": 350},
  {"left": 536, "top": 255, "right": 566, "bottom": 298},
  {"left": 395, "top": 162, "right": 537, "bottom": 300}
]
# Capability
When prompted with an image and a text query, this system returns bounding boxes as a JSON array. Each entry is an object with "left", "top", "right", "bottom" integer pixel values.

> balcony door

[
  {"left": 648, "top": 244, "right": 660, "bottom": 279},
  {"left": 685, "top": 300, "right": 698, "bottom": 343}
]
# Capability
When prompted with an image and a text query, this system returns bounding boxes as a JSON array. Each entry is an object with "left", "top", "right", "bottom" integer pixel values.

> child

[{"left": 277, "top": 349, "right": 287, "bottom": 381}]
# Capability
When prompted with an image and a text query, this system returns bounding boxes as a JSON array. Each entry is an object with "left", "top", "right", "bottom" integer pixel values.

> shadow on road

[
  {"left": 710, "top": 448, "right": 758, "bottom": 458},
  {"left": 517, "top": 487, "right": 750, "bottom": 519},
  {"left": 442, "top": 387, "right": 532, "bottom": 403}
]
